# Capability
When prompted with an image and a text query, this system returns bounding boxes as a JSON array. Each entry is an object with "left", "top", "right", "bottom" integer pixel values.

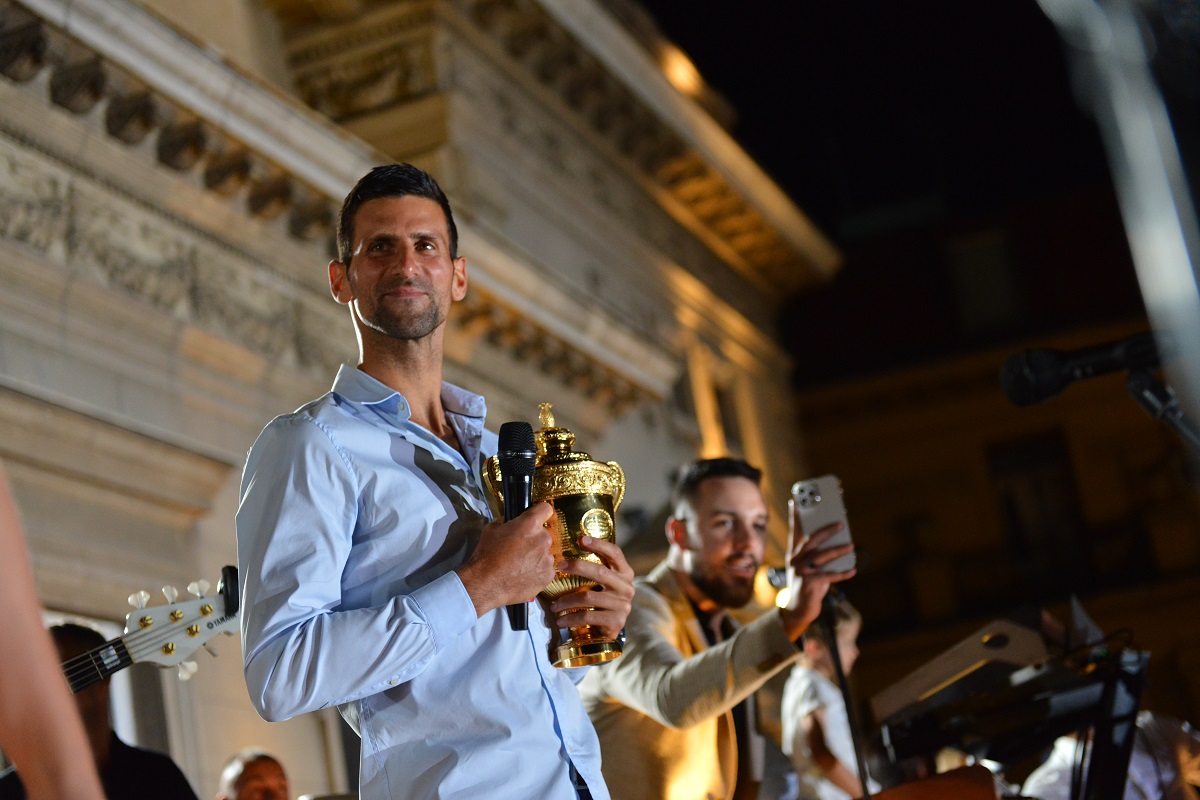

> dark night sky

[
  {"left": 636, "top": 1, "right": 1164, "bottom": 385},
  {"left": 637, "top": 1, "right": 1111, "bottom": 238}
]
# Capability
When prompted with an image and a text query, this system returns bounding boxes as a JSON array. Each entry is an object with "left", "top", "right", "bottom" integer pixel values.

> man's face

[
  {"left": 330, "top": 195, "right": 467, "bottom": 343},
  {"left": 676, "top": 476, "right": 768, "bottom": 609},
  {"left": 232, "top": 758, "right": 289, "bottom": 800}
]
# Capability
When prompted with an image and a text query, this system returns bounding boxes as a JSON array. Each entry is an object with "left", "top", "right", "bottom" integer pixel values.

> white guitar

[{"left": 61, "top": 565, "right": 240, "bottom": 693}]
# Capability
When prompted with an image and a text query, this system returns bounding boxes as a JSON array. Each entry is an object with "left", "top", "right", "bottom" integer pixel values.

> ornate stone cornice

[
  {"left": 272, "top": 0, "right": 841, "bottom": 299},
  {"left": 0, "top": 0, "right": 366, "bottom": 246},
  {"left": 0, "top": 0, "right": 668, "bottom": 416},
  {"left": 455, "top": 290, "right": 646, "bottom": 415}
]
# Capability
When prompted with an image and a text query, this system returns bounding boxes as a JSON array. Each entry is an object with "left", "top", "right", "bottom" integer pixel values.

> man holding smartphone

[{"left": 579, "top": 457, "right": 855, "bottom": 800}]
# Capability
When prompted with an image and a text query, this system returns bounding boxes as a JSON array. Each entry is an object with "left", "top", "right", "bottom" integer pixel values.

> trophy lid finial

[{"left": 535, "top": 401, "right": 583, "bottom": 461}]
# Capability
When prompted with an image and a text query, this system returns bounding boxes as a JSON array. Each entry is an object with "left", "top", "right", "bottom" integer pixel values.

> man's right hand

[
  {"left": 456, "top": 502, "right": 556, "bottom": 618},
  {"left": 780, "top": 520, "right": 856, "bottom": 640}
]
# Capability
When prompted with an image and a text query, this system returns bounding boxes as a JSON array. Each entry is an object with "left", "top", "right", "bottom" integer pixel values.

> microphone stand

[
  {"left": 819, "top": 589, "right": 872, "bottom": 799},
  {"left": 1126, "top": 369, "right": 1200, "bottom": 454}
]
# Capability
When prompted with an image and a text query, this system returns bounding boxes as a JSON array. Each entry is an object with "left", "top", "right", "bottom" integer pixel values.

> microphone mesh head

[
  {"left": 1000, "top": 349, "right": 1068, "bottom": 406},
  {"left": 497, "top": 421, "right": 536, "bottom": 478}
]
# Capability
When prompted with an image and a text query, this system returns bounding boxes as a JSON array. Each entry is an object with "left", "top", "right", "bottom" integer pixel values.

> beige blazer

[{"left": 579, "top": 561, "right": 801, "bottom": 800}]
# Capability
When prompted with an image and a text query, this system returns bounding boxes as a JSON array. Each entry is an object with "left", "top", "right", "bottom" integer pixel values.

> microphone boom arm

[{"left": 1126, "top": 369, "right": 1200, "bottom": 453}]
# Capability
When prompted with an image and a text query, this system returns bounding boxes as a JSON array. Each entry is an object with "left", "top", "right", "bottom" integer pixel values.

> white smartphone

[{"left": 789, "top": 474, "right": 855, "bottom": 576}]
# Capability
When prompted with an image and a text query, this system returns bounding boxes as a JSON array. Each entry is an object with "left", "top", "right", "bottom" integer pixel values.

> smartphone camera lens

[{"left": 791, "top": 480, "right": 821, "bottom": 508}]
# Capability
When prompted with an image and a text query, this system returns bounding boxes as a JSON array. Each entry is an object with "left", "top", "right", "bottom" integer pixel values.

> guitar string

[
  {"left": 62, "top": 615, "right": 231, "bottom": 685},
  {"left": 62, "top": 625, "right": 181, "bottom": 686},
  {"left": 61, "top": 602, "right": 233, "bottom": 684},
  {"left": 63, "top": 645, "right": 132, "bottom": 690}
]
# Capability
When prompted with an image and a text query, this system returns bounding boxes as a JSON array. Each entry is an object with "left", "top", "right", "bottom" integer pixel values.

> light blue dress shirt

[{"left": 236, "top": 365, "right": 608, "bottom": 799}]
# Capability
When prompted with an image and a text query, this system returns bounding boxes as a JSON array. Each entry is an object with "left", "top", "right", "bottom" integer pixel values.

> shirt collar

[{"left": 330, "top": 364, "right": 487, "bottom": 420}]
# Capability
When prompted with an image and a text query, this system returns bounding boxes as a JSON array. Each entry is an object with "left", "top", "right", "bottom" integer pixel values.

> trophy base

[{"left": 553, "top": 638, "right": 622, "bottom": 669}]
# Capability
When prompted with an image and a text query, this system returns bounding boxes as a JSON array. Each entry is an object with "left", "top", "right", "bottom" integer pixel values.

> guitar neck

[{"left": 63, "top": 637, "right": 133, "bottom": 693}]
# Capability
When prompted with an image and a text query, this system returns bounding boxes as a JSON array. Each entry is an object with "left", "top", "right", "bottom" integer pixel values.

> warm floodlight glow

[{"left": 661, "top": 45, "right": 702, "bottom": 96}]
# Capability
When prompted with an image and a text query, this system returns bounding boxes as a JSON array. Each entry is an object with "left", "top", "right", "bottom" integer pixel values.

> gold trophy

[{"left": 483, "top": 403, "right": 625, "bottom": 668}]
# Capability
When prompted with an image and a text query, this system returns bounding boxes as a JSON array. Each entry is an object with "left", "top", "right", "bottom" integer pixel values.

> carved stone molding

[
  {"left": 270, "top": 0, "right": 838, "bottom": 298},
  {"left": 0, "top": 133, "right": 347, "bottom": 378},
  {"left": 446, "top": 45, "right": 766, "bottom": 338},
  {"left": 287, "top": 2, "right": 437, "bottom": 120},
  {"left": 0, "top": 0, "right": 693, "bottom": 417},
  {"left": 454, "top": 288, "right": 649, "bottom": 416}
]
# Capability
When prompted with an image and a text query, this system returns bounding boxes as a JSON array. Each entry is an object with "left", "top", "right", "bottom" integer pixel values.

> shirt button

[{"left": 389, "top": 678, "right": 399, "bottom": 685}]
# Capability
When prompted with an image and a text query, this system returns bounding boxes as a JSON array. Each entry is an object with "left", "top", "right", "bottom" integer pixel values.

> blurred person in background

[
  {"left": 1022, "top": 711, "right": 1200, "bottom": 800},
  {"left": 0, "top": 622, "right": 200, "bottom": 799},
  {"left": 780, "top": 594, "right": 879, "bottom": 800},
  {"left": 216, "top": 750, "right": 289, "bottom": 800}
]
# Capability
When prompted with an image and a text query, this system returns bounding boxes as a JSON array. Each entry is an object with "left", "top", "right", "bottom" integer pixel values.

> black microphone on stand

[
  {"left": 497, "top": 421, "right": 537, "bottom": 631},
  {"left": 1000, "top": 331, "right": 1165, "bottom": 406}
]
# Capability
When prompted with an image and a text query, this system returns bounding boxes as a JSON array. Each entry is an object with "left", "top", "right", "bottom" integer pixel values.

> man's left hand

[{"left": 546, "top": 536, "right": 635, "bottom": 643}]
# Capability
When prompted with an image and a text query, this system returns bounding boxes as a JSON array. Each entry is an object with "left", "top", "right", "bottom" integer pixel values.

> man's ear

[
  {"left": 451, "top": 255, "right": 468, "bottom": 302},
  {"left": 329, "top": 259, "right": 352, "bottom": 304},
  {"left": 666, "top": 517, "right": 689, "bottom": 550}
]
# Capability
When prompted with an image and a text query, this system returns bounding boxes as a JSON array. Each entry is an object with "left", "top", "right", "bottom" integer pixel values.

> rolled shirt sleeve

[{"left": 237, "top": 415, "right": 478, "bottom": 721}]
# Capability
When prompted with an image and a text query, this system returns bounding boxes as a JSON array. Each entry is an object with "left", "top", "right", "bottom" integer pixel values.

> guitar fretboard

[{"left": 63, "top": 638, "right": 132, "bottom": 693}]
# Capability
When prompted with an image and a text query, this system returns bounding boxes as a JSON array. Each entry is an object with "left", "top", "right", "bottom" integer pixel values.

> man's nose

[
  {"left": 731, "top": 522, "right": 756, "bottom": 547},
  {"left": 394, "top": 249, "right": 419, "bottom": 274}
]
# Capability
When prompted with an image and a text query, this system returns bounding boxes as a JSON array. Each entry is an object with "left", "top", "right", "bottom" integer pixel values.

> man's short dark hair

[
  {"left": 336, "top": 163, "right": 458, "bottom": 263},
  {"left": 670, "top": 457, "right": 762, "bottom": 516}
]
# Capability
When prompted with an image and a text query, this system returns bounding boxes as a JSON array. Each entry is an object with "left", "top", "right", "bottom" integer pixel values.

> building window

[
  {"left": 987, "top": 430, "right": 1087, "bottom": 599},
  {"left": 945, "top": 229, "right": 1026, "bottom": 336}
]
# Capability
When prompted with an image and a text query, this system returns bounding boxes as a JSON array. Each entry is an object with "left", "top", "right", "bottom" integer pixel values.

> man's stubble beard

[
  {"left": 355, "top": 277, "right": 446, "bottom": 342},
  {"left": 690, "top": 564, "right": 756, "bottom": 610},
  {"left": 370, "top": 300, "right": 443, "bottom": 341}
]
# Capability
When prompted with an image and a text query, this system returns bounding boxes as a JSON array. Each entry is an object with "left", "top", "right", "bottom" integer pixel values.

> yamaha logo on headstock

[{"left": 206, "top": 613, "right": 235, "bottom": 630}]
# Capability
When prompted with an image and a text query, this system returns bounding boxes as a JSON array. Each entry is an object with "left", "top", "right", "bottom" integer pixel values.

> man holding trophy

[
  {"left": 236, "top": 164, "right": 635, "bottom": 800},
  {"left": 579, "top": 457, "right": 856, "bottom": 800}
]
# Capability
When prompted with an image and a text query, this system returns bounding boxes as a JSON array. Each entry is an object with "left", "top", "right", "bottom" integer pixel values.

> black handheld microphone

[
  {"left": 497, "top": 421, "right": 537, "bottom": 631},
  {"left": 1000, "top": 331, "right": 1165, "bottom": 406}
]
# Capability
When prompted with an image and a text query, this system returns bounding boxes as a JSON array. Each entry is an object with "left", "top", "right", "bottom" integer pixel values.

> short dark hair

[
  {"left": 336, "top": 163, "right": 458, "bottom": 263},
  {"left": 670, "top": 457, "right": 762, "bottom": 516}
]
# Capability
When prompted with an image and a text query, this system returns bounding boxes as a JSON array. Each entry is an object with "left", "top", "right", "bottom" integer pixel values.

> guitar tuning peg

[
  {"left": 128, "top": 590, "right": 151, "bottom": 609},
  {"left": 187, "top": 579, "right": 210, "bottom": 598},
  {"left": 161, "top": 585, "right": 179, "bottom": 604},
  {"left": 177, "top": 660, "right": 199, "bottom": 681}
]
